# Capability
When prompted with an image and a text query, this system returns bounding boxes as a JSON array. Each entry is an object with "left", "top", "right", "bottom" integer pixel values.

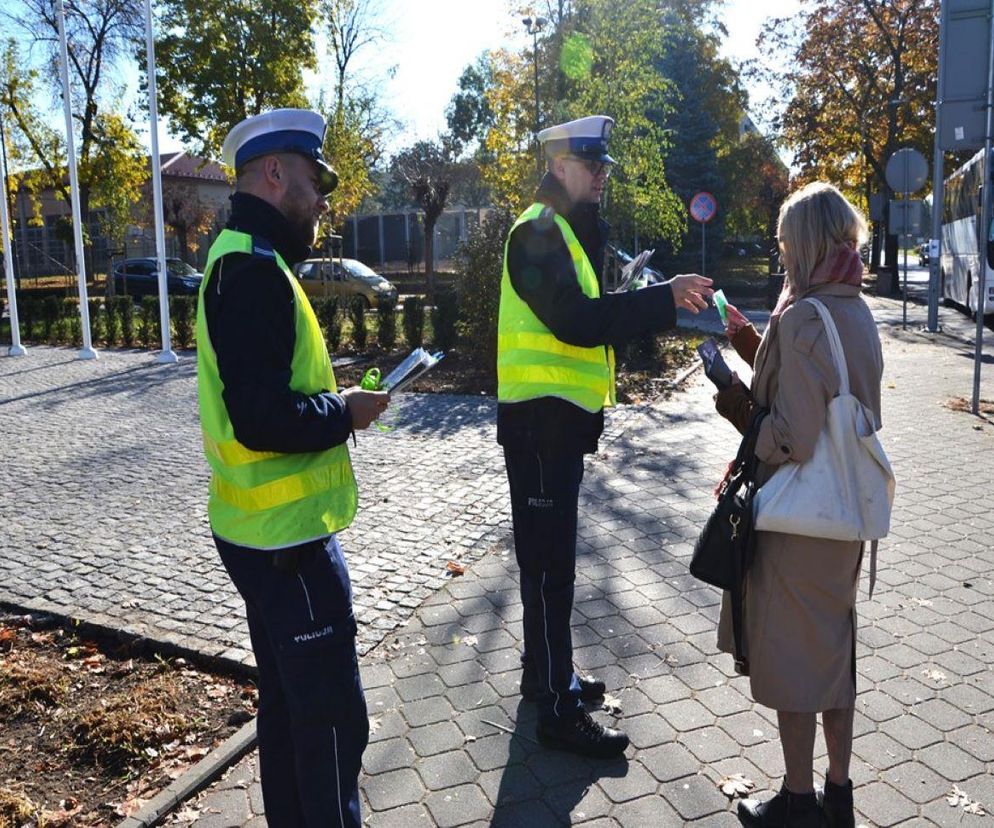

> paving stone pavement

[
  {"left": 2, "top": 349, "right": 648, "bottom": 659},
  {"left": 149, "top": 295, "right": 994, "bottom": 826},
  {"left": 3, "top": 292, "right": 993, "bottom": 826}
]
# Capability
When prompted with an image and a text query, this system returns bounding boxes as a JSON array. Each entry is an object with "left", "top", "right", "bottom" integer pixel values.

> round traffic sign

[
  {"left": 690, "top": 191, "right": 717, "bottom": 223},
  {"left": 885, "top": 148, "right": 928, "bottom": 194}
]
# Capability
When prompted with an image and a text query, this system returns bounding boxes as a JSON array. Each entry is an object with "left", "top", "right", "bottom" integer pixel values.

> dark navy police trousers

[
  {"left": 504, "top": 447, "right": 586, "bottom": 724},
  {"left": 216, "top": 533, "right": 368, "bottom": 828}
]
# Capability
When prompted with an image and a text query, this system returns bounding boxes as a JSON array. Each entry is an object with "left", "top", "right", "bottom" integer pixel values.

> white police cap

[
  {"left": 221, "top": 108, "right": 338, "bottom": 194},
  {"left": 538, "top": 115, "right": 616, "bottom": 163}
]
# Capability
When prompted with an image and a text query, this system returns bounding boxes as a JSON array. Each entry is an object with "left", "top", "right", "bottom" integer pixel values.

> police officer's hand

[
  {"left": 667, "top": 273, "right": 713, "bottom": 313},
  {"left": 341, "top": 387, "right": 390, "bottom": 430}
]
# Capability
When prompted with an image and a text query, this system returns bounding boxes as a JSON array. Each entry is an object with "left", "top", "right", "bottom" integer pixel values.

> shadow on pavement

[
  {"left": 490, "top": 698, "right": 628, "bottom": 826},
  {"left": 0, "top": 359, "right": 196, "bottom": 407}
]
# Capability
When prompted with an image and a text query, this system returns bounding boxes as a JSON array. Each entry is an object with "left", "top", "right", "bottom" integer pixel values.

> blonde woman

[{"left": 712, "top": 183, "right": 883, "bottom": 827}]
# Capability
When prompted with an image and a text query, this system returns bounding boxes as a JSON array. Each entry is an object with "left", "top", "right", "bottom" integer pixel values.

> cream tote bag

[{"left": 753, "top": 298, "right": 895, "bottom": 541}]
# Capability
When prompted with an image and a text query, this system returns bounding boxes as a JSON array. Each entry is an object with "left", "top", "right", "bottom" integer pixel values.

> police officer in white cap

[
  {"left": 497, "top": 115, "right": 712, "bottom": 758},
  {"left": 195, "top": 108, "right": 389, "bottom": 827}
]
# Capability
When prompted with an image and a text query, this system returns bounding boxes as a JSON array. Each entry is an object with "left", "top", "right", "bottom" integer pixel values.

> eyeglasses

[{"left": 566, "top": 157, "right": 612, "bottom": 177}]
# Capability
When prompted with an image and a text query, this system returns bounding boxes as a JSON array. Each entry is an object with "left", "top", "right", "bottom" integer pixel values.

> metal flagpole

[
  {"left": 0, "top": 118, "right": 25, "bottom": 356},
  {"left": 972, "top": 0, "right": 994, "bottom": 415},
  {"left": 56, "top": 0, "right": 96, "bottom": 359},
  {"left": 143, "top": 0, "right": 176, "bottom": 363}
]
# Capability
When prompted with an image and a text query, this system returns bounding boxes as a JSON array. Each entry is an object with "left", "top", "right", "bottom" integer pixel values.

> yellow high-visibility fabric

[
  {"left": 497, "top": 202, "right": 615, "bottom": 412},
  {"left": 195, "top": 229, "right": 358, "bottom": 549}
]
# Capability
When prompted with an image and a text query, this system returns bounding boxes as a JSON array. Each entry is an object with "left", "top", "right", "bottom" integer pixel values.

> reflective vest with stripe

[
  {"left": 195, "top": 229, "right": 358, "bottom": 549},
  {"left": 497, "top": 202, "right": 616, "bottom": 413}
]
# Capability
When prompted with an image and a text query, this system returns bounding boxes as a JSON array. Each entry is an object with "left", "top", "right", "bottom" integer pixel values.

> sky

[
  {"left": 15, "top": 0, "right": 802, "bottom": 161},
  {"left": 138, "top": 0, "right": 803, "bottom": 159}
]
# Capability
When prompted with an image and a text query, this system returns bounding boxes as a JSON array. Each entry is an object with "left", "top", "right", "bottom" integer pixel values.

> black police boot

[
  {"left": 738, "top": 783, "right": 827, "bottom": 827},
  {"left": 536, "top": 709, "right": 629, "bottom": 759},
  {"left": 818, "top": 776, "right": 854, "bottom": 828},
  {"left": 520, "top": 671, "right": 606, "bottom": 702}
]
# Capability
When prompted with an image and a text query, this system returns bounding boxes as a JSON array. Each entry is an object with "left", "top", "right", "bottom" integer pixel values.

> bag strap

[
  {"left": 803, "top": 297, "right": 849, "bottom": 395},
  {"left": 735, "top": 409, "right": 767, "bottom": 480}
]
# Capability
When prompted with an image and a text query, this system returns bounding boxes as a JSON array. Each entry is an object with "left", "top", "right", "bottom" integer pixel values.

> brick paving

[
  {"left": 3, "top": 290, "right": 994, "bottom": 826},
  {"left": 2, "top": 350, "right": 634, "bottom": 659}
]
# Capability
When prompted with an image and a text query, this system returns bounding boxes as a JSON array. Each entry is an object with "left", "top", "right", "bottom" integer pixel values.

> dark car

[{"left": 112, "top": 257, "right": 203, "bottom": 297}]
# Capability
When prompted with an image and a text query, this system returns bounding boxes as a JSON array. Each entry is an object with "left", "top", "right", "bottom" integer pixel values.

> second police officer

[{"left": 497, "top": 115, "right": 713, "bottom": 758}]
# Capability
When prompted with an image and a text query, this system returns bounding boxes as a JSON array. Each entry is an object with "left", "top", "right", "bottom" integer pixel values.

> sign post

[
  {"left": 885, "top": 148, "right": 928, "bottom": 330},
  {"left": 689, "top": 191, "right": 717, "bottom": 278}
]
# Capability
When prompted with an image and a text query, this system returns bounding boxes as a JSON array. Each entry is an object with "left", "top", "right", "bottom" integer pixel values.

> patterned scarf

[{"left": 772, "top": 242, "right": 864, "bottom": 319}]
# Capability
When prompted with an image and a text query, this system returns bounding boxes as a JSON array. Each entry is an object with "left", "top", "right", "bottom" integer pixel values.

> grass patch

[
  {"left": 70, "top": 673, "right": 196, "bottom": 769},
  {"left": 0, "top": 649, "right": 70, "bottom": 718}
]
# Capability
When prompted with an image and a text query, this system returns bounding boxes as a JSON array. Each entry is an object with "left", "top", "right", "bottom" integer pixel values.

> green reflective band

[{"left": 211, "top": 460, "right": 356, "bottom": 513}]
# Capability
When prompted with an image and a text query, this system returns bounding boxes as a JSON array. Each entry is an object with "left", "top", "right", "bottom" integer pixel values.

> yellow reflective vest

[
  {"left": 497, "top": 202, "right": 616, "bottom": 413},
  {"left": 195, "top": 229, "right": 358, "bottom": 549}
]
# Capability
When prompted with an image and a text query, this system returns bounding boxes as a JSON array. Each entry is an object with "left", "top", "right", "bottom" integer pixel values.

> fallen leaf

[
  {"left": 719, "top": 774, "right": 756, "bottom": 799},
  {"left": 947, "top": 785, "right": 987, "bottom": 814},
  {"left": 368, "top": 716, "right": 381, "bottom": 735},
  {"left": 446, "top": 561, "right": 466, "bottom": 576},
  {"left": 461, "top": 635, "right": 478, "bottom": 648},
  {"left": 601, "top": 693, "right": 623, "bottom": 715},
  {"left": 664, "top": 654, "right": 679, "bottom": 666},
  {"left": 922, "top": 668, "right": 948, "bottom": 684},
  {"left": 113, "top": 796, "right": 148, "bottom": 818},
  {"left": 172, "top": 807, "right": 202, "bottom": 821}
]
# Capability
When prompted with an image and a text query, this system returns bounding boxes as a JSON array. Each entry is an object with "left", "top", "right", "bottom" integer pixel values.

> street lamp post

[{"left": 522, "top": 16, "right": 547, "bottom": 179}]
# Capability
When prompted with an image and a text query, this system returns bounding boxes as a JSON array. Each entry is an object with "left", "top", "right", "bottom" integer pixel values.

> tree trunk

[
  {"left": 178, "top": 226, "right": 190, "bottom": 262},
  {"left": 424, "top": 220, "right": 435, "bottom": 304}
]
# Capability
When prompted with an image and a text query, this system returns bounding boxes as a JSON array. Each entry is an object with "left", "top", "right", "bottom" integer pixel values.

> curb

[
  {"left": 0, "top": 599, "right": 257, "bottom": 681},
  {"left": 116, "top": 719, "right": 258, "bottom": 828}
]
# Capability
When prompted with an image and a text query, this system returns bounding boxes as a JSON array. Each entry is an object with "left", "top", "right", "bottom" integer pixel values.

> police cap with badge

[
  {"left": 221, "top": 108, "right": 339, "bottom": 195},
  {"left": 538, "top": 115, "right": 616, "bottom": 163}
]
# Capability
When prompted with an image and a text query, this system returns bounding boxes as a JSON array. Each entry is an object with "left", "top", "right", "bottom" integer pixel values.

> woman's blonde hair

[{"left": 777, "top": 182, "right": 868, "bottom": 294}]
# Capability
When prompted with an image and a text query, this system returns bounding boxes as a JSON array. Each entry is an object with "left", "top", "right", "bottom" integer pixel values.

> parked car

[
  {"left": 918, "top": 242, "right": 929, "bottom": 266},
  {"left": 293, "top": 257, "right": 398, "bottom": 308},
  {"left": 113, "top": 257, "right": 203, "bottom": 297}
]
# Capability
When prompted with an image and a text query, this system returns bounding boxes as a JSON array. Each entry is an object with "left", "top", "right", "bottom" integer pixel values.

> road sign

[
  {"left": 888, "top": 199, "right": 923, "bottom": 236},
  {"left": 689, "top": 191, "right": 717, "bottom": 223},
  {"left": 938, "top": 0, "right": 992, "bottom": 151},
  {"left": 885, "top": 148, "right": 929, "bottom": 194}
]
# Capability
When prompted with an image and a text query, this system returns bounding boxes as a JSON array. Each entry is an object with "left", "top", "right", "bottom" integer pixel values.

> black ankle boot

[
  {"left": 738, "top": 783, "right": 827, "bottom": 827},
  {"left": 820, "top": 777, "right": 854, "bottom": 828}
]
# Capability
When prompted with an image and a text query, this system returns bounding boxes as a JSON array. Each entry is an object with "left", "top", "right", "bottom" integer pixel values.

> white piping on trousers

[
  {"left": 297, "top": 573, "right": 315, "bottom": 622},
  {"left": 536, "top": 452, "right": 545, "bottom": 494},
  {"left": 539, "top": 571, "right": 560, "bottom": 717},
  {"left": 332, "top": 726, "right": 345, "bottom": 826}
]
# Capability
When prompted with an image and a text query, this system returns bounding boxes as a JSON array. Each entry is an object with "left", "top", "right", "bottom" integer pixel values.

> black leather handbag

[{"left": 690, "top": 411, "right": 766, "bottom": 674}]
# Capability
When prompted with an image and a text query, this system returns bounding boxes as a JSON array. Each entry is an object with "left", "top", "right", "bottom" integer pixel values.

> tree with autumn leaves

[
  {"left": 446, "top": 0, "right": 783, "bottom": 267},
  {"left": 757, "top": 0, "right": 939, "bottom": 270}
]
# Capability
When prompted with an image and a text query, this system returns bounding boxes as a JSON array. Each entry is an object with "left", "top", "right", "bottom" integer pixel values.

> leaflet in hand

[
  {"left": 381, "top": 348, "right": 445, "bottom": 393},
  {"left": 696, "top": 338, "right": 734, "bottom": 389},
  {"left": 615, "top": 248, "right": 656, "bottom": 292}
]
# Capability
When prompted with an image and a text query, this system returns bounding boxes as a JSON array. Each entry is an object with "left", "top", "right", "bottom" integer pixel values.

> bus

[{"left": 941, "top": 147, "right": 994, "bottom": 318}]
